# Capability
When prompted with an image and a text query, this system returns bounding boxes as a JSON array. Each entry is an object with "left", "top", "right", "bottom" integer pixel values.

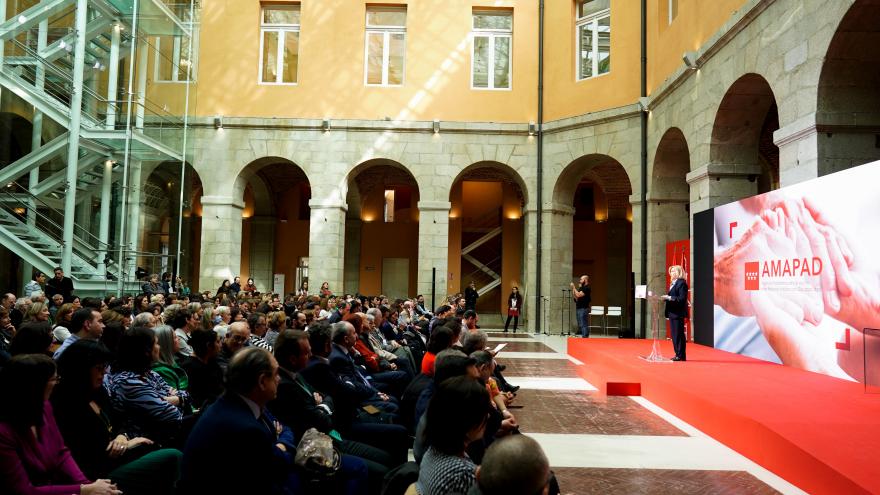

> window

[
  {"left": 260, "top": 4, "right": 300, "bottom": 84},
  {"left": 365, "top": 6, "right": 406, "bottom": 86},
  {"left": 576, "top": 0, "right": 610, "bottom": 80},
  {"left": 668, "top": 0, "right": 678, "bottom": 25},
  {"left": 384, "top": 189, "right": 395, "bottom": 222},
  {"left": 471, "top": 10, "right": 512, "bottom": 90},
  {"left": 154, "top": 31, "right": 198, "bottom": 82}
]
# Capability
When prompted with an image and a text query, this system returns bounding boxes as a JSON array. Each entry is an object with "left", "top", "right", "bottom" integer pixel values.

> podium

[{"left": 638, "top": 289, "right": 671, "bottom": 363}]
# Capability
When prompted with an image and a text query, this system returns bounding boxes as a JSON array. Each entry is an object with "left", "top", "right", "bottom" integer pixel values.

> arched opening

[
  {"left": 710, "top": 73, "right": 779, "bottom": 194},
  {"left": 817, "top": 0, "right": 880, "bottom": 175},
  {"left": 650, "top": 127, "right": 690, "bottom": 284},
  {"left": 142, "top": 161, "right": 203, "bottom": 289},
  {"left": 236, "top": 158, "right": 311, "bottom": 295},
  {"left": 553, "top": 155, "right": 633, "bottom": 331},
  {"left": 448, "top": 162, "right": 525, "bottom": 321},
  {"left": 344, "top": 159, "right": 420, "bottom": 299}
]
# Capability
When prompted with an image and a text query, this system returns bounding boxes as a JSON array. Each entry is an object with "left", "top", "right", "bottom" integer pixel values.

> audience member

[
  {"left": 45, "top": 267, "right": 75, "bottom": 302},
  {"left": 469, "top": 435, "right": 553, "bottom": 495},
  {"left": 180, "top": 329, "right": 225, "bottom": 410},
  {"left": 10, "top": 321, "right": 54, "bottom": 356},
  {"left": 54, "top": 308, "right": 105, "bottom": 360}
]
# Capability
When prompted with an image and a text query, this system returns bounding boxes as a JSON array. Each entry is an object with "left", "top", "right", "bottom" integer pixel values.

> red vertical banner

[{"left": 666, "top": 239, "right": 692, "bottom": 341}]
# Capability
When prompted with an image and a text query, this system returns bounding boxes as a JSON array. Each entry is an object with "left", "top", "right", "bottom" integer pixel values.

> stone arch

[
  {"left": 550, "top": 154, "right": 633, "bottom": 334},
  {"left": 342, "top": 158, "right": 420, "bottom": 298},
  {"left": 447, "top": 161, "right": 527, "bottom": 320},
  {"left": 233, "top": 157, "right": 312, "bottom": 294},
  {"left": 710, "top": 73, "right": 779, "bottom": 194},
  {"left": 816, "top": 0, "right": 880, "bottom": 176}
]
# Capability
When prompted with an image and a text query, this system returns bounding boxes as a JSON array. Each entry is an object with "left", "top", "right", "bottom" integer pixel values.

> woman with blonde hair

[
  {"left": 25, "top": 300, "right": 51, "bottom": 323},
  {"left": 662, "top": 265, "right": 689, "bottom": 361},
  {"left": 51, "top": 303, "right": 75, "bottom": 343},
  {"left": 264, "top": 311, "right": 287, "bottom": 347}
]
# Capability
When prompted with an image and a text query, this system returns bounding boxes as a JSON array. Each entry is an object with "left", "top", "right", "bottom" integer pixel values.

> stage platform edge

[{"left": 567, "top": 338, "right": 880, "bottom": 495}]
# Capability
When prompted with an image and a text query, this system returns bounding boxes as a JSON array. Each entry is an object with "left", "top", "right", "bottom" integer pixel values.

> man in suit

[
  {"left": 270, "top": 328, "right": 399, "bottom": 493},
  {"left": 45, "top": 267, "right": 75, "bottom": 303},
  {"left": 662, "top": 265, "right": 690, "bottom": 361},
  {"left": 180, "top": 347, "right": 300, "bottom": 494},
  {"left": 327, "top": 321, "right": 400, "bottom": 415}
]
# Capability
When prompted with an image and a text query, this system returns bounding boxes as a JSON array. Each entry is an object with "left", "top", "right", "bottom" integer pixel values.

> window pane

[
  {"left": 367, "top": 9, "right": 406, "bottom": 27},
  {"left": 473, "top": 12, "right": 512, "bottom": 30},
  {"left": 261, "top": 30, "right": 278, "bottom": 83},
  {"left": 579, "top": 0, "right": 610, "bottom": 18},
  {"left": 388, "top": 33, "right": 405, "bottom": 85},
  {"left": 263, "top": 6, "right": 300, "bottom": 25},
  {"left": 597, "top": 16, "right": 610, "bottom": 75},
  {"left": 578, "top": 23, "right": 593, "bottom": 79},
  {"left": 493, "top": 36, "right": 510, "bottom": 88},
  {"left": 472, "top": 36, "right": 489, "bottom": 87},
  {"left": 282, "top": 31, "right": 299, "bottom": 83},
  {"left": 366, "top": 32, "right": 384, "bottom": 84},
  {"left": 177, "top": 36, "right": 194, "bottom": 81},
  {"left": 669, "top": 0, "right": 678, "bottom": 23},
  {"left": 157, "top": 36, "right": 174, "bottom": 80}
]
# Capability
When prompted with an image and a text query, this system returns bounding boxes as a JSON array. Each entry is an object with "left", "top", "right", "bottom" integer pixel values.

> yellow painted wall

[{"left": 647, "top": 0, "right": 749, "bottom": 93}]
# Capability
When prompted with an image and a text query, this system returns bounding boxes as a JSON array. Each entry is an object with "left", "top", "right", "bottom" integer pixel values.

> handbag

[{"left": 294, "top": 428, "right": 341, "bottom": 479}]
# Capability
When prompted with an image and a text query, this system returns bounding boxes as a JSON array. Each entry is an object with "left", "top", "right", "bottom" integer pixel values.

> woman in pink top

[{"left": 0, "top": 354, "right": 120, "bottom": 495}]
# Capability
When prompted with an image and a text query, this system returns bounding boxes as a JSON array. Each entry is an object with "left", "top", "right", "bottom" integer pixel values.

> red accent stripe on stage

[{"left": 568, "top": 339, "right": 880, "bottom": 495}]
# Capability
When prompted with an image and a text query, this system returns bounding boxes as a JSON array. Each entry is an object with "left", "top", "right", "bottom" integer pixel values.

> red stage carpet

[{"left": 567, "top": 339, "right": 880, "bottom": 495}]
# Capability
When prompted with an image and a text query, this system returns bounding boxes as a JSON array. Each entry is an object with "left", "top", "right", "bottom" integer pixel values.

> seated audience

[
  {"left": 54, "top": 308, "right": 105, "bottom": 360},
  {"left": 216, "top": 321, "right": 250, "bottom": 373},
  {"left": 421, "top": 327, "right": 455, "bottom": 377},
  {"left": 265, "top": 310, "right": 286, "bottom": 347},
  {"left": 10, "top": 321, "right": 54, "bottom": 357},
  {"left": 0, "top": 354, "right": 121, "bottom": 495},
  {"left": 51, "top": 303, "right": 75, "bottom": 344},
  {"left": 105, "top": 327, "right": 189, "bottom": 445},
  {"left": 152, "top": 325, "right": 192, "bottom": 414},
  {"left": 180, "top": 329, "right": 225, "bottom": 410},
  {"left": 469, "top": 435, "right": 555, "bottom": 495},
  {"left": 52, "top": 340, "right": 182, "bottom": 494},
  {"left": 418, "top": 376, "right": 492, "bottom": 495},
  {"left": 247, "top": 312, "right": 273, "bottom": 351}
]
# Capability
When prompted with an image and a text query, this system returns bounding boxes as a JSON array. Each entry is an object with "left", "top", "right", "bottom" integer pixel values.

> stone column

[
  {"left": 343, "top": 219, "right": 361, "bottom": 294},
  {"left": 125, "top": 161, "right": 143, "bottom": 277},
  {"left": 640, "top": 192, "right": 690, "bottom": 293},
  {"left": 416, "top": 201, "right": 451, "bottom": 303},
  {"left": 198, "top": 196, "right": 244, "bottom": 291},
  {"left": 308, "top": 199, "right": 347, "bottom": 294},
  {"left": 539, "top": 203, "right": 575, "bottom": 335},
  {"left": 248, "top": 216, "right": 275, "bottom": 290}
]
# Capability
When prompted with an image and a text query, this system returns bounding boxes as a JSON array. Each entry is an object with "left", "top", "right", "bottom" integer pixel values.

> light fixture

[
  {"left": 638, "top": 96, "right": 650, "bottom": 112},
  {"left": 213, "top": 116, "right": 223, "bottom": 129},
  {"left": 322, "top": 119, "right": 330, "bottom": 132},
  {"left": 17, "top": 15, "right": 27, "bottom": 24},
  {"left": 528, "top": 121, "right": 537, "bottom": 136},
  {"left": 682, "top": 51, "right": 699, "bottom": 70},
  {"left": 432, "top": 119, "right": 440, "bottom": 134},
  {"left": 93, "top": 61, "right": 102, "bottom": 69},
  {"left": 58, "top": 40, "right": 66, "bottom": 50}
]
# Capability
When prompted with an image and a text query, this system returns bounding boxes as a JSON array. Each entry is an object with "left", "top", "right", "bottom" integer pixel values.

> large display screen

[{"left": 713, "top": 161, "right": 880, "bottom": 384}]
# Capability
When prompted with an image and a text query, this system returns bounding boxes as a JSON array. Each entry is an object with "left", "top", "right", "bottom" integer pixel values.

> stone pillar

[
  {"left": 629, "top": 198, "right": 645, "bottom": 338},
  {"left": 775, "top": 115, "right": 821, "bottom": 187},
  {"left": 343, "top": 219, "right": 361, "bottom": 294},
  {"left": 640, "top": 192, "right": 690, "bottom": 293},
  {"left": 416, "top": 201, "right": 451, "bottom": 301},
  {"left": 198, "top": 196, "right": 244, "bottom": 292},
  {"left": 308, "top": 200, "right": 347, "bottom": 294},
  {"left": 540, "top": 203, "right": 575, "bottom": 335},
  {"left": 125, "top": 161, "right": 143, "bottom": 277},
  {"left": 248, "top": 216, "right": 275, "bottom": 290}
]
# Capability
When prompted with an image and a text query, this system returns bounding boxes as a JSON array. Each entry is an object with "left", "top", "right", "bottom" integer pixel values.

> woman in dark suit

[
  {"left": 503, "top": 286, "right": 523, "bottom": 333},
  {"left": 662, "top": 265, "right": 689, "bottom": 361}
]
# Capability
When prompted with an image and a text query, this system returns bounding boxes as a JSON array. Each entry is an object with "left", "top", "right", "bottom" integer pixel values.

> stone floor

[{"left": 479, "top": 330, "right": 807, "bottom": 495}]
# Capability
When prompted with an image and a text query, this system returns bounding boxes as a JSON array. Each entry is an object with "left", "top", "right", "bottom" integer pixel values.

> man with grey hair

[
  {"left": 1, "top": 293, "right": 16, "bottom": 312},
  {"left": 470, "top": 435, "right": 555, "bottom": 495},
  {"left": 133, "top": 312, "right": 158, "bottom": 328},
  {"left": 213, "top": 305, "right": 231, "bottom": 334},
  {"left": 217, "top": 321, "right": 251, "bottom": 373},
  {"left": 461, "top": 329, "right": 488, "bottom": 355}
]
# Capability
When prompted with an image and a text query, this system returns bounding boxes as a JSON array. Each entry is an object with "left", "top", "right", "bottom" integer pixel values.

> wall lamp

[
  {"left": 528, "top": 121, "right": 537, "bottom": 136},
  {"left": 638, "top": 96, "right": 650, "bottom": 113},
  {"left": 213, "top": 116, "right": 223, "bottom": 129},
  {"left": 322, "top": 119, "right": 331, "bottom": 132},
  {"left": 433, "top": 119, "right": 440, "bottom": 134},
  {"left": 682, "top": 51, "right": 699, "bottom": 70}
]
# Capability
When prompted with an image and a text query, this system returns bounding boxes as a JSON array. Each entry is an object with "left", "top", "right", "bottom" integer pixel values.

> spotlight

[
  {"left": 682, "top": 51, "right": 699, "bottom": 70},
  {"left": 322, "top": 119, "right": 330, "bottom": 132},
  {"left": 213, "top": 116, "right": 223, "bottom": 129},
  {"left": 528, "top": 121, "right": 536, "bottom": 136},
  {"left": 432, "top": 119, "right": 440, "bottom": 134},
  {"left": 17, "top": 15, "right": 27, "bottom": 24},
  {"left": 638, "top": 96, "right": 650, "bottom": 112}
]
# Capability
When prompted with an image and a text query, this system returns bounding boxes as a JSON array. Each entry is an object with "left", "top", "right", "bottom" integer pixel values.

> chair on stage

[
  {"left": 588, "top": 306, "right": 605, "bottom": 335},
  {"left": 605, "top": 306, "right": 622, "bottom": 336}
]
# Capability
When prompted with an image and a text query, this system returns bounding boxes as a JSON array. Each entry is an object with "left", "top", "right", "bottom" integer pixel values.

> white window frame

[
  {"left": 364, "top": 7, "right": 407, "bottom": 87},
  {"left": 470, "top": 11, "right": 513, "bottom": 91},
  {"left": 668, "top": 0, "right": 678, "bottom": 25},
  {"left": 258, "top": 5, "right": 300, "bottom": 85},
  {"left": 575, "top": 4, "right": 610, "bottom": 81},
  {"left": 153, "top": 29, "right": 199, "bottom": 83}
]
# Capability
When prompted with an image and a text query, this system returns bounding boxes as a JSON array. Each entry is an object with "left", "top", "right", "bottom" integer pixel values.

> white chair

[
  {"left": 588, "top": 306, "right": 605, "bottom": 336},
  {"left": 605, "top": 306, "right": 623, "bottom": 335}
]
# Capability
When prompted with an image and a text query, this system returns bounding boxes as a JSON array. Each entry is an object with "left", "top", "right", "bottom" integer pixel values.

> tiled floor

[{"left": 480, "top": 330, "right": 807, "bottom": 495}]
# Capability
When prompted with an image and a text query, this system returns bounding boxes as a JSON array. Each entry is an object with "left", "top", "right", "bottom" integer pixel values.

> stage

[{"left": 567, "top": 339, "right": 880, "bottom": 495}]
